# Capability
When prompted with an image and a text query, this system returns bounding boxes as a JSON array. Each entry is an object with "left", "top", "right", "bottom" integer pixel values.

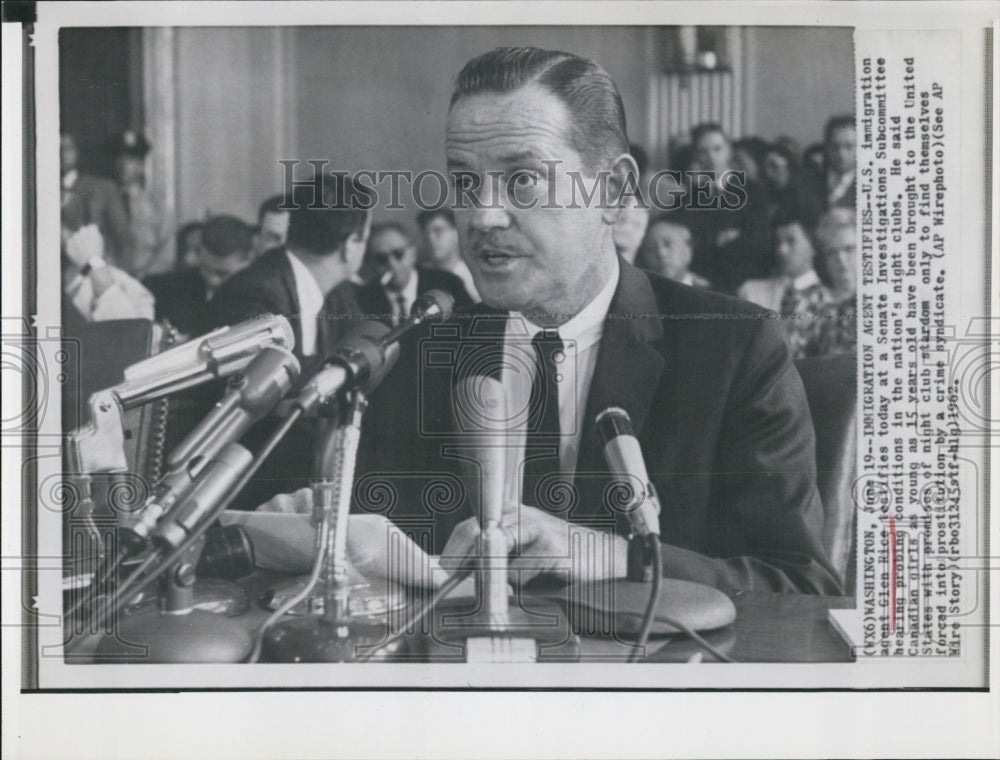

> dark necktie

[
  {"left": 521, "top": 329, "right": 565, "bottom": 511},
  {"left": 393, "top": 293, "right": 408, "bottom": 327}
]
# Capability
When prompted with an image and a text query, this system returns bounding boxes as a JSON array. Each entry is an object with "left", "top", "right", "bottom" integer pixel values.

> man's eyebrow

[{"left": 496, "top": 150, "right": 541, "bottom": 164}]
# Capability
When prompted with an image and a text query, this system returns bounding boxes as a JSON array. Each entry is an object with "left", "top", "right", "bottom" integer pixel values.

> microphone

[
  {"left": 378, "top": 288, "right": 454, "bottom": 348},
  {"left": 153, "top": 443, "right": 254, "bottom": 549},
  {"left": 453, "top": 374, "right": 513, "bottom": 619},
  {"left": 290, "top": 321, "right": 400, "bottom": 414},
  {"left": 126, "top": 345, "right": 300, "bottom": 542},
  {"left": 291, "top": 290, "right": 453, "bottom": 414},
  {"left": 595, "top": 407, "right": 661, "bottom": 538},
  {"left": 113, "top": 315, "right": 295, "bottom": 408}
]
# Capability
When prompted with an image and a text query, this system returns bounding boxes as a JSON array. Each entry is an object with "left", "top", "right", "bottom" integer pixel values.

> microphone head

[
  {"left": 452, "top": 374, "right": 510, "bottom": 525},
  {"left": 412, "top": 289, "right": 454, "bottom": 321},
  {"left": 330, "top": 320, "right": 397, "bottom": 394},
  {"left": 453, "top": 373, "right": 508, "bottom": 434},
  {"left": 595, "top": 406, "right": 635, "bottom": 445}
]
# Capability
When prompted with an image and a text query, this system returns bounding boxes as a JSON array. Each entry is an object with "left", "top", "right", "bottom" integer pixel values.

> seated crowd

[{"left": 61, "top": 115, "right": 857, "bottom": 367}]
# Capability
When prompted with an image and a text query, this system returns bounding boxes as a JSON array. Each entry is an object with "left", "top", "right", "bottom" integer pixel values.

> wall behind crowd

[{"left": 161, "top": 25, "right": 853, "bottom": 223}]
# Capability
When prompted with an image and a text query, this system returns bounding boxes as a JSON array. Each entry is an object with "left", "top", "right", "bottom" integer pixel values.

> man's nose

[{"left": 470, "top": 182, "right": 511, "bottom": 233}]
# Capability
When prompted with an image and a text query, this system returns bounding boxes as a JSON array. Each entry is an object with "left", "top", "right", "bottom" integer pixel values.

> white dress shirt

[
  {"left": 385, "top": 270, "right": 420, "bottom": 325},
  {"left": 502, "top": 257, "right": 620, "bottom": 477},
  {"left": 737, "top": 269, "right": 821, "bottom": 312},
  {"left": 285, "top": 249, "right": 325, "bottom": 357}
]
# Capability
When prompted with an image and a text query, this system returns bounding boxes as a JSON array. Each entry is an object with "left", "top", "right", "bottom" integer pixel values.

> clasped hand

[{"left": 441, "top": 504, "right": 629, "bottom": 586}]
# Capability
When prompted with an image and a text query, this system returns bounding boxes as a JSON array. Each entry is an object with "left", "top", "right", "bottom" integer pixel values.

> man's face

[
  {"left": 827, "top": 125, "right": 856, "bottom": 175},
  {"left": 642, "top": 222, "right": 692, "bottom": 281},
  {"left": 199, "top": 250, "right": 251, "bottom": 294},
  {"left": 421, "top": 216, "right": 461, "bottom": 266},
  {"left": 612, "top": 197, "right": 650, "bottom": 264},
  {"left": 257, "top": 211, "right": 290, "bottom": 253},
  {"left": 179, "top": 228, "right": 204, "bottom": 270},
  {"left": 821, "top": 226, "right": 857, "bottom": 296},
  {"left": 343, "top": 214, "right": 372, "bottom": 278},
  {"left": 116, "top": 155, "right": 146, "bottom": 186},
  {"left": 763, "top": 151, "right": 791, "bottom": 190},
  {"left": 775, "top": 222, "right": 815, "bottom": 277},
  {"left": 693, "top": 130, "right": 732, "bottom": 175},
  {"left": 368, "top": 227, "right": 416, "bottom": 292},
  {"left": 60, "top": 135, "right": 78, "bottom": 177},
  {"left": 446, "top": 84, "right": 616, "bottom": 319}
]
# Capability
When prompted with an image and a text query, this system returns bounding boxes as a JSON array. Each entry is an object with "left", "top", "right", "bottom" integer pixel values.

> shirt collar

[
  {"left": 791, "top": 269, "right": 820, "bottom": 291},
  {"left": 385, "top": 269, "right": 419, "bottom": 306},
  {"left": 513, "top": 256, "right": 620, "bottom": 353},
  {"left": 285, "top": 249, "right": 324, "bottom": 315}
]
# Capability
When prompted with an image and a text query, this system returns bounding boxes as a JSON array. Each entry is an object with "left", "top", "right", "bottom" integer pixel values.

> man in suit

[
  {"left": 417, "top": 209, "right": 481, "bottom": 302},
  {"left": 355, "top": 222, "right": 473, "bottom": 326},
  {"left": 682, "top": 122, "right": 773, "bottom": 295},
  {"left": 800, "top": 115, "right": 857, "bottom": 228},
  {"left": 359, "top": 46, "right": 840, "bottom": 595},
  {"left": 209, "top": 180, "right": 370, "bottom": 505},
  {"left": 144, "top": 214, "right": 256, "bottom": 338},
  {"left": 211, "top": 181, "right": 370, "bottom": 367}
]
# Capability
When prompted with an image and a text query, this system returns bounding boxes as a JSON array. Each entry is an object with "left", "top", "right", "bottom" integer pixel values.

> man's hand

[
  {"left": 64, "top": 223, "right": 105, "bottom": 269},
  {"left": 442, "top": 505, "right": 629, "bottom": 586}
]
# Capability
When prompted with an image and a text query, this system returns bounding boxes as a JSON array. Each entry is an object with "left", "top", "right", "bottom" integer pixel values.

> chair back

[{"left": 794, "top": 354, "right": 857, "bottom": 587}]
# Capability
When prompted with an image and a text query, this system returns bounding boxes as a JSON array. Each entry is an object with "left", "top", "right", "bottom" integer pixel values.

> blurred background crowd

[{"left": 59, "top": 25, "right": 857, "bottom": 361}]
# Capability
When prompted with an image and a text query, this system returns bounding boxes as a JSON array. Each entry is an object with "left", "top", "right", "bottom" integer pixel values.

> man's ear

[{"left": 603, "top": 153, "right": 643, "bottom": 226}]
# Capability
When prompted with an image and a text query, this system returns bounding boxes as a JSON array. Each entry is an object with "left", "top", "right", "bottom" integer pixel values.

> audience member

[
  {"left": 808, "top": 208, "right": 857, "bottom": 357},
  {"left": 801, "top": 115, "right": 856, "bottom": 225},
  {"left": 111, "top": 130, "right": 172, "bottom": 277},
  {"left": 636, "top": 216, "right": 709, "bottom": 288},
  {"left": 732, "top": 136, "right": 768, "bottom": 184},
  {"left": 208, "top": 180, "right": 371, "bottom": 507},
  {"left": 738, "top": 210, "right": 832, "bottom": 358},
  {"left": 683, "top": 122, "right": 773, "bottom": 294},
  {"left": 254, "top": 194, "right": 291, "bottom": 255},
  {"left": 176, "top": 221, "right": 204, "bottom": 270},
  {"left": 60, "top": 132, "right": 130, "bottom": 268},
  {"left": 211, "top": 180, "right": 371, "bottom": 365},
  {"left": 145, "top": 215, "right": 255, "bottom": 338},
  {"left": 762, "top": 142, "right": 801, "bottom": 218},
  {"left": 416, "top": 209, "right": 480, "bottom": 302},
  {"left": 356, "top": 222, "right": 473, "bottom": 326},
  {"left": 61, "top": 192, "right": 154, "bottom": 323}
]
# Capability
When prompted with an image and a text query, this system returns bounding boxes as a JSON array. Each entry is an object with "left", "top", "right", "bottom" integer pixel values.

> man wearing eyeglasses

[{"left": 356, "top": 221, "right": 473, "bottom": 326}]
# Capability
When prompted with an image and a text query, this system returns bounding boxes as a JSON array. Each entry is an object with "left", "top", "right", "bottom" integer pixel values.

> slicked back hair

[{"left": 450, "top": 46, "right": 629, "bottom": 172}]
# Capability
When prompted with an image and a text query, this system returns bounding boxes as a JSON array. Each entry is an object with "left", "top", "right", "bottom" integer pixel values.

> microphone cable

[
  {"left": 354, "top": 546, "right": 478, "bottom": 662},
  {"left": 629, "top": 535, "right": 662, "bottom": 663}
]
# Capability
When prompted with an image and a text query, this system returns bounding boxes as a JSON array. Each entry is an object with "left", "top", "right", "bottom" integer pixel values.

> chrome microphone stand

[{"left": 262, "top": 391, "right": 399, "bottom": 662}]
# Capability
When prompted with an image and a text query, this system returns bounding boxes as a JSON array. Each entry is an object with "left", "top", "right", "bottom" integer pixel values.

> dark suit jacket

[
  {"left": 681, "top": 179, "right": 774, "bottom": 295},
  {"left": 207, "top": 248, "right": 366, "bottom": 506},
  {"left": 357, "top": 259, "right": 841, "bottom": 595},
  {"left": 354, "top": 266, "right": 474, "bottom": 326},
  {"left": 210, "top": 247, "right": 365, "bottom": 366},
  {"left": 143, "top": 268, "right": 210, "bottom": 337}
]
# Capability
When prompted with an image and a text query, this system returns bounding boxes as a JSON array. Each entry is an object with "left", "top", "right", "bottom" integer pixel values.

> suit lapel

[{"left": 574, "top": 261, "right": 666, "bottom": 515}]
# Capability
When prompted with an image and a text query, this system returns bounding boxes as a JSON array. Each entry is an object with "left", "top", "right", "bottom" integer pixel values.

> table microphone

[
  {"left": 552, "top": 407, "right": 736, "bottom": 648},
  {"left": 426, "top": 374, "right": 575, "bottom": 662}
]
